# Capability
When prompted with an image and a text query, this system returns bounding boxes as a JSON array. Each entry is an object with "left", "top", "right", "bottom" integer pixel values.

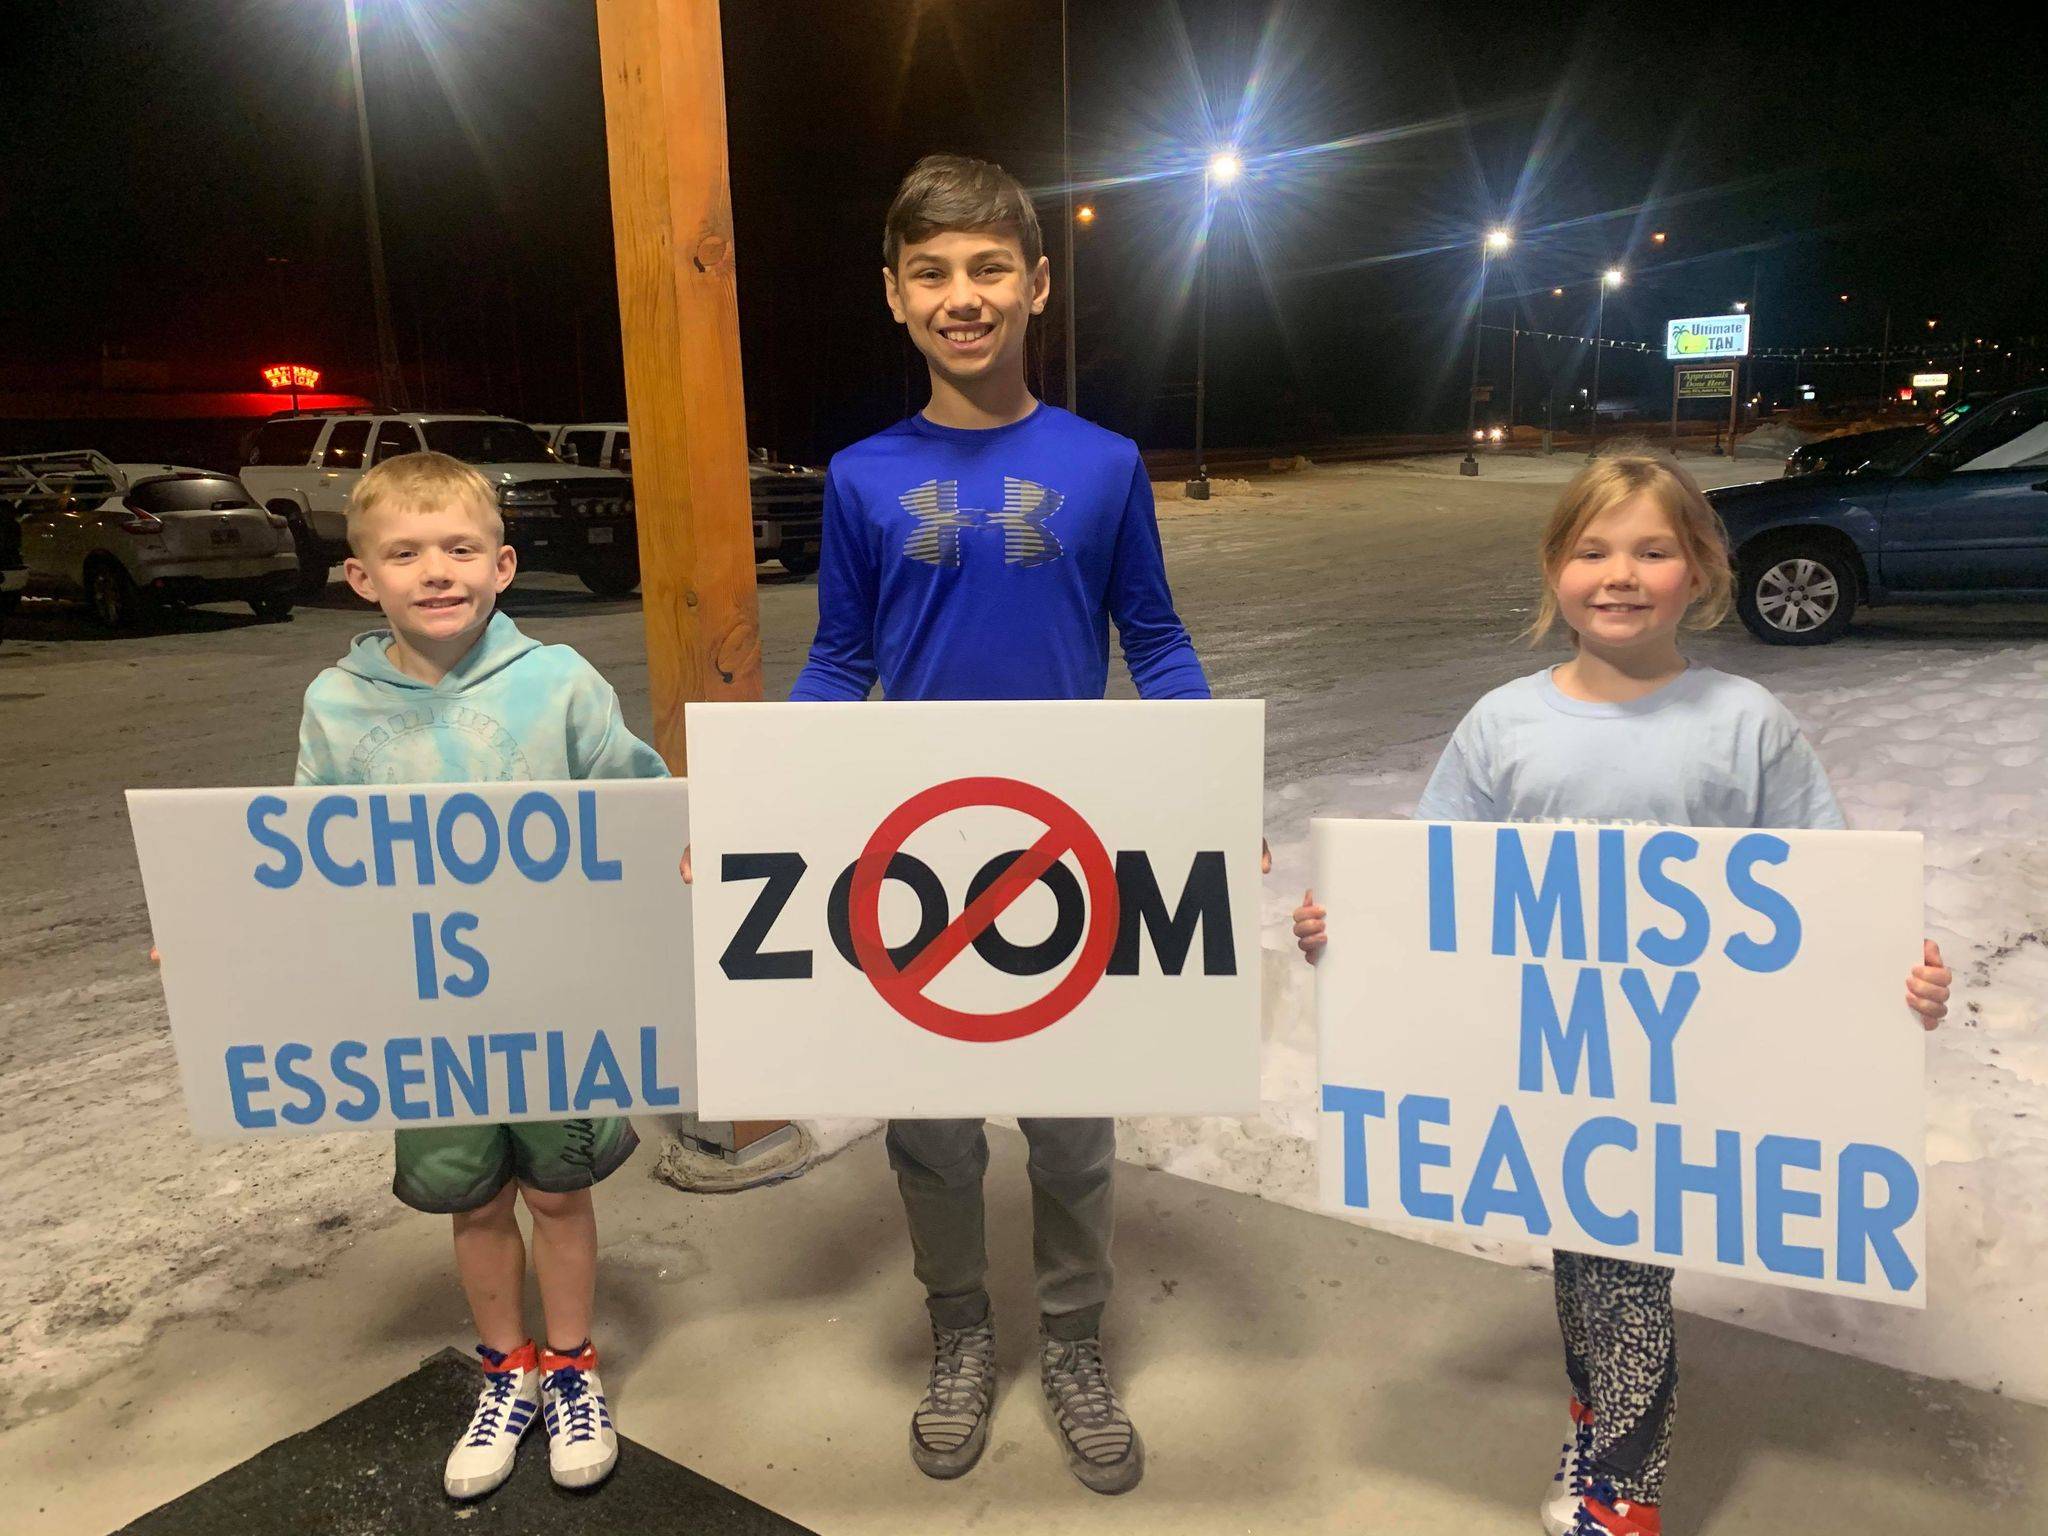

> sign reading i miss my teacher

[
  {"left": 128, "top": 781, "right": 695, "bottom": 1136},
  {"left": 1313, "top": 819, "right": 1928, "bottom": 1307}
]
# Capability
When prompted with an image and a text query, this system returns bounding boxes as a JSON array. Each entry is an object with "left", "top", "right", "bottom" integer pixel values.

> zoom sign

[{"left": 687, "top": 701, "right": 1264, "bottom": 1119}]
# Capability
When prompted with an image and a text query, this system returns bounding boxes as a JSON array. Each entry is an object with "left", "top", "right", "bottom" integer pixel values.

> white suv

[
  {"left": 0, "top": 453, "right": 298, "bottom": 628},
  {"left": 240, "top": 411, "right": 639, "bottom": 597}
]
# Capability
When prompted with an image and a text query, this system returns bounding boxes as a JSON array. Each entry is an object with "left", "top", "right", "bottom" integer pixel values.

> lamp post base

[
  {"left": 1184, "top": 474, "right": 1211, "bottom": 500},
  {"left": 1458, "top": 454, "right": 1480, "bottom": 476}
]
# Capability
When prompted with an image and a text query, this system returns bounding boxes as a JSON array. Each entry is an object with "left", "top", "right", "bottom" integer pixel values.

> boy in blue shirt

[{"left": 794, "top": 153, "right": 1209, "bottom": 1493}]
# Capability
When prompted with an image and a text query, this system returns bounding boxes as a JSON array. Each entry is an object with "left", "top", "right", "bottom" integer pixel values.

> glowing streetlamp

[
  {"left": 1587, "top": 267, "right": 1623, "bottom": 457},
  {"left": 1733, "top": 300, "right": 1747, "bottom": 312},
  {"left": 1461, "top": 227, "right": 1514, "bottom": 475},
  {"left": 1651, "top": 231, "right": 1667, "bottom": 245},
  {"left": 1186, "top": 150, "right": 1244, "bottom": 499},
  {"left": 1075, "top": 204, "right": 1096, "bottom": 225}
]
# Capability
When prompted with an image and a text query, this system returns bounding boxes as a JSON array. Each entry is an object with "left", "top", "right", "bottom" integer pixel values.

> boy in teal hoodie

[{"left": 299, "top": 449, "right": 665, "bottom": 1500}]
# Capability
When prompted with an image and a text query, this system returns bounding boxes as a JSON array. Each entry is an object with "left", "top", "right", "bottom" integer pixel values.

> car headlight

[
  {"left": 498, "top": 485, "right": 556, "bottom": 510},
  {"left": 1488, "top": 426, "right": 1505, "bottom": 442}
]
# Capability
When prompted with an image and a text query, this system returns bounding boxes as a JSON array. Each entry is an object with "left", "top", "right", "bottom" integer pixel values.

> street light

[
  {"left": 1186, "top": 150, "right": 1243, "bottom": 500},
  {"left": 342, "top": 0, "right": 409, "bottom": 410},
  {"left": 1587, "top": 267, "right": 1622, "bottom": 457},
  {"left": 1733, "top": 300, "right": 1748, "bottom": 312},
  {"left": 1651, "top": 231, "right": 1667, "bottom": 245},
  {"left": 1461, "top": 227, "right": 1513, "bottom": 475},
  {"left": 1075, "top": 204, "right": 1096, "bottom": 225}
]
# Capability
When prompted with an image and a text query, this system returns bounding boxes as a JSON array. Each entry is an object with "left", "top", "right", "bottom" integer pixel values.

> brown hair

[
  {"left": 1527, "top": 441, "right": 1732, "bottom": 643},
  {"left": 882, "top": 153, "right": 1044, "bottom": 272},
  {"left": 345, "top": 450, "right": 502, "bottom": 554}
]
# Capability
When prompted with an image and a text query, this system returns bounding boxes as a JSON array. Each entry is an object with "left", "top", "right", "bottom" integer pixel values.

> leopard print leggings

[{"left": 1555, "top": 1250, "right": 1676, "bottom": 1504}]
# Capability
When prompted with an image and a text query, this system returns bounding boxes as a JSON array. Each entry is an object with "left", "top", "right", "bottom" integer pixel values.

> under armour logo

[{"left": 899, "top": 478, "right": 1066, "bottom": 569}]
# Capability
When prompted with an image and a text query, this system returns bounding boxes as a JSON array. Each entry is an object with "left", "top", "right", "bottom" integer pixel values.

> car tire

[
  {"left": 779, "top": 550, "right": 821, "bottom": 578},
  {"left": 579, "top": 544, "right": 641, "bottom": 597},
  {"left": 1735, "top": 540, "right": 1859, "bottom": 646},
  {"left": 250, "top": 594, "right": 295, "bottom": 622},
  {"left": 87, "top": 560, "right": 155, "bottom": 631}
]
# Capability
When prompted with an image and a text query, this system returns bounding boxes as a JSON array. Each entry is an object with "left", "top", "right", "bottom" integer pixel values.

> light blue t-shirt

[{"left": 1413, "top": 665, "right": 1845, "bottom": 831}]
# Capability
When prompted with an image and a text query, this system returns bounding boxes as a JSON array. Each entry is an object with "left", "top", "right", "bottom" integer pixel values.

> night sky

[{"left": 3, "top": 0, "right": 2041, "bottom": 462}]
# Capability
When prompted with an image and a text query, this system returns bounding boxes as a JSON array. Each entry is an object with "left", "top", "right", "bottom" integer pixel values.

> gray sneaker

[
  {"left": 1039, "top": 1332, "right": 1144, "bottom": 1494},
  {"left": 909, "top": 1318, "right": 997, "bottom": 1479}
]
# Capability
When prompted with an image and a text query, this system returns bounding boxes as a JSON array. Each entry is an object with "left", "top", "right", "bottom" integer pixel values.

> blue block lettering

[
  {"left": 577, "top": 790, "right": 622, "bottom": 882},
  {"left": 273, "top": 1042, "right": 327, "bottom": 1127},
  {"left": 435, "top": 793, "right": 500, "bottom": 885},
  {"left": 1321, "top": 1084, "right": 1388, "bottom": 1208},
  {"left": 1619, "top": 968, "right": 1699, "bottom": 1106},
  {"left": 307, "top": 795, "right": 365, "bottom": 887},
  {"left": 1756, "top": 1134, "right": 1825, "bottom": 1279},
  {"left": 1838, "top": 1143, "right": 1921, "bottom": 1293},
  {"left": 1461, "top": 1105, "right": 1551, "bottom": 1235},
  {"left": 247, "top": 796, "right": 302, "bottom": 889},
  {"left": 411, "top": 911, "right": 439, "bottom": 1001},
  {"left": 330, "top": 1040, "right": 381, "bottom": 1122},
  {"left": 545, "top": 1031, "right": 570, "bottom": 1114},
  {"left": 1519, "top": 964, "right": 1614, "bottom": 1098},
  {"left": 574, "top": 1031, "right": 632, "bottom": 1111},
  {"left": 488, "top": 1033, "right": 537, "bottom": 1116},
  {"left": 370, "top": 793, "right": 435, "bottom": 887},
  {"left": 1654, "top": 1123, "right": 1745, "bottom": 1264},
  {"left": 1491, "top": 828, "right": 1586, "bottom": 960},
  {"left": 431, "top": 1035, "right": 492, "bottom": 1118},
  {"left": 1635, "top": 831, "right": 1708, "bottom": 968},
  {"left": 224, "top": 1044, "right": 275, "bottom": 1129},
  {"left": 508, "top": 792, "right": 571, "bottom": 882},
  {"left": 640, "top": 1026, "right": 682, "bottom": 1109},
  {"left": 1596, "top": 828, "right": 1628, "bottom": 965},
  {"left": 1724, "top": 834, "right": 1802, "bottom": 974},
  {"left": 439, "top": 912, "right": 490, "bottom": 999},
  {"left": 1426, "top": 824, "right": 1457, "bottom": 953},
  {"left": 1397, "top": 1094, "right": 1455, "bottom": 1222},
  {"left": 1563, "top": 1116, "right": 1639, "bottom": 1245},
  {"left": 385, "top": 1037, "right": 429, "bottom": 1121}
]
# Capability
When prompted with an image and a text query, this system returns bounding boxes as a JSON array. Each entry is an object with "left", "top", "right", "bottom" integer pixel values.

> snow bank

[{"left": 1125, "top": 644, "right": 2048, "bottom": 1403}]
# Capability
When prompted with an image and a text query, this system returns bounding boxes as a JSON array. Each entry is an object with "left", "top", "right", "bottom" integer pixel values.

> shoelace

[
  {"left": 1561, "top": 1419, "right": 1595, "bottom": 1497},
  {"left": 546, "top": 1366, "right": 600, "bottom": 1445},
  {"left": 1042, "top": 1339, "right": 1122, "bottom": 1428},
  {"left": 465, "top": 1371, "right": 519, "bottom": 1448},
  {"left": 923, "top": 1325, "right": 995, "bottom": 1414}
]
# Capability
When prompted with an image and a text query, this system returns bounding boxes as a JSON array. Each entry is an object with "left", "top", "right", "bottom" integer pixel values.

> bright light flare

[
  {"left": 1076, "top": 204, "right": 1097, "bottom": 224},
  {"left": 1208, "top": 150, "right": 1243, "bottom": 185},
  {"left": 1485, "top": 226, "right": 1513, "bottom": 251},
  {"left": 1651, "top": 231, "right": 1667, "bottom": 244},
  {"left": 1602, "top": 267, "right": 1624, "bottom": 287}
]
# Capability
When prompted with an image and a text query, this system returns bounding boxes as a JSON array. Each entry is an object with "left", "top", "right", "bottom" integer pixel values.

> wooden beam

[
  {"left": 595, "top": 0, "right": 762, "bottom": 770},
  {"left": 597, "top": 0, "right": 782, "bottom": 1154}
]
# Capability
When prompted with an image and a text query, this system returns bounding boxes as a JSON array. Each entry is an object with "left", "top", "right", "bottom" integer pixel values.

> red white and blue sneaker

[
  {"left": 1541, "top": 1396, "right": 1597, "bottom": 1535},
  {"left": 1569, "top": 1480, "right": 1662, "bottom": 1536},
  {"left": 444, "top": 1341, "right": 540, "bottom": 1500},
  {"left": 540, "top": 1341, "right": 618, "bottom": 1489}
]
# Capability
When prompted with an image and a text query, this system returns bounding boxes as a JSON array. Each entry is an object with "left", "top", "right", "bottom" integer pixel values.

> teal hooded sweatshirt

[{"left": 295, "top": 612, "right": 668, "bottom": 786}]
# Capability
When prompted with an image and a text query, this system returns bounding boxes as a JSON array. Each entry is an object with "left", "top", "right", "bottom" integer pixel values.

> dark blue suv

[{"left": 1710, "top": 387, "right": 2048, "bottom": 644}]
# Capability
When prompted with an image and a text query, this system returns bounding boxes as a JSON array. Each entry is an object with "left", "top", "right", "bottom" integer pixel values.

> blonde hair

[
  {"left": 345, "top": 450, "right": 503, "bottom": 554},
  {"left": 1527, "top": 441, "right": 1732, "bottom": 644}
]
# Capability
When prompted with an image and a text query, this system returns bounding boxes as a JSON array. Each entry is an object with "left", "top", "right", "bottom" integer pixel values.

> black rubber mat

[{"left": 114, "top": 1347, "right": 819, "bottom": 1535}]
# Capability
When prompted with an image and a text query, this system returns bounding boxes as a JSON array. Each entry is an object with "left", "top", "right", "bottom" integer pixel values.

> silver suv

[
  {"left": 240, "top": 411, "right": 639, "bottom": 598},
  {"left": 0, "top": 453, "right": 297, "bottom": 628}
]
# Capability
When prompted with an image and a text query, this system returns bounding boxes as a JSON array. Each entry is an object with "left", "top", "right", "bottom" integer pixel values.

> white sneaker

[
  {"left": 1541, "top": 1396, "right": 1597, "bottom": 1536},
  {"left": 540, "top": 1342, "right": 619, "bottom": 1489},
  {"left": 444, "top": 1341, "right": 541, "bottom": 1500}
]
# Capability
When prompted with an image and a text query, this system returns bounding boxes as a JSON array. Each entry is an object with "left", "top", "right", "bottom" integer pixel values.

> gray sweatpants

[
  {"left": 884, "top": 1117, "right": 1116, "bottom": 1342},
  {"left": 1555, "top": 1250, "right": 1676, "bottom": 1504}
]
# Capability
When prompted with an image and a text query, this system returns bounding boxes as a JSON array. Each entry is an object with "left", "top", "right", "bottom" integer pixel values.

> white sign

[
  {"left": 1912, "top": 373, "right": 1951, "bottom": 388},
  {"left": 1665, "top": 314, "right": 1752, "bottom": 361},
  {"left": 1314, "top": 819, "right": 1927, "bottom": 1307},
  {"left": 129, "top": 781, "right": 695, "bottom": 1136},
  {"left": 686, "top": 701, "right": 1263, "bottom": 1119}
]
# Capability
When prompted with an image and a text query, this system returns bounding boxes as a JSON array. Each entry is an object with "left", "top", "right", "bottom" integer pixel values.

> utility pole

[{"left": 595, "top": 0, "right": 795, "bottom": 1178}]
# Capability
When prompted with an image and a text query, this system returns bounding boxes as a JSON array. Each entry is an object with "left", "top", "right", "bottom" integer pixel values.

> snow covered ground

[{"left": 4, "top": 449, "right": 2043, "bottom": 1428}]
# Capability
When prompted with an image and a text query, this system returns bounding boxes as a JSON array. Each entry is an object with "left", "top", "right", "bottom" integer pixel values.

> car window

[
  {"left": 418, "top": 420, "right": 553, "bottom": 464},
  {"left": 614, "top": 432, "right": 630, "bottom": 473},
  {"left": 130, "top": 476, "right": 257, "bottom": 513},
  {"left": 1949, "top": 398, "right": 2048, "bottom": 473},
  {"left": 249, "top": 418, "right": 322, "bottom": 466},
  {"left": 562, "top": 430, "right": 607, "bottom": 467},
  {"left": 372, "top": 421, "right": 422, "bottom": 464},
  {"left": 323, "top": 420, "right": 372, "bottom": 469}
]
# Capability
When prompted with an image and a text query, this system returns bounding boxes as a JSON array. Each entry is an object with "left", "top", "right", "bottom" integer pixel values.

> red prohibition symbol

[{"left": 847, "top": 777, "right": 1120, "bottom": 1043}]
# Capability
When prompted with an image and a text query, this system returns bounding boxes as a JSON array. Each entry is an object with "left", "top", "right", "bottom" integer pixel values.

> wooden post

[{"left": 596, "top": 0, "right": 784, "bottom": 1156}]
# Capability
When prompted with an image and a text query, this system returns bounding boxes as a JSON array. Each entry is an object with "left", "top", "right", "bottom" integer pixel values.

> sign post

[{"left": 1667, "top": 317, "right": 1752, "bottom": 455}]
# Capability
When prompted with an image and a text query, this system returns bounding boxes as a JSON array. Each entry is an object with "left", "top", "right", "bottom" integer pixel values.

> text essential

[
  {"left": 686, "top": 701, "right": 1264, "bottom": 1120},
  {"left": 127, "top": 780, "right": 694, "bottom": 1136},
  {"left": 1313, "top": 819, "right": 1927, "bottom": 1307}
]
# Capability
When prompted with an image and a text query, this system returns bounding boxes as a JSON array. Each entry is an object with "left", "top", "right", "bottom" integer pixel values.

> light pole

[
  {"left": 1461, "top": 226, "right": 1513, "bottom": 476},
  {"left": 1586, "top": 266, "right": 1622, "bottom": 457},
  {"left": 1185, "top": 149, "right": 1241, "bottom": 500},
  {"left": 343, "top": 0, "right": 408, "bottom": 410},
  {"left": 1061, "top": 0, "right": 1076, "bottom": 413}
]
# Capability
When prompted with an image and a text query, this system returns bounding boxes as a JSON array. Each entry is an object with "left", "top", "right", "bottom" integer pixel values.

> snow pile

[
  {"left": 1734, "top": 421, "right": 1814, "bottom": 459},
  {"left": 1124, "top": 643, "right": 2048, "bottom": 1403}
]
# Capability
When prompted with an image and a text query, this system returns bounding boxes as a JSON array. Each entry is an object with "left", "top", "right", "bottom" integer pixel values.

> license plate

[
  {"left": 587, "top": 527, "right": 615, "bottom": 545},
  {"left": 209, "top": 527, "right": 240, "bottom": 546}
]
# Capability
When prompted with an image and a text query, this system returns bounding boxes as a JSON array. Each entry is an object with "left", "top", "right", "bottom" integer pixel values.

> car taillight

[{"left": 115, "top": 500, "right": 165, "bottom": 535}]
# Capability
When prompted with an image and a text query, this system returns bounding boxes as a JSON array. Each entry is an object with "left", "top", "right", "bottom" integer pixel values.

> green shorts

[{"left": 392, "top": 1117, "right": 640, "bottom": 1214}]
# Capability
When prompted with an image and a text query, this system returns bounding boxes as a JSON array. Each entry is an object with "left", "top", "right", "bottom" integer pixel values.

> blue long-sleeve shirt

[{"left": 789, "top": 405, "right": 1210, "bottom": 701}]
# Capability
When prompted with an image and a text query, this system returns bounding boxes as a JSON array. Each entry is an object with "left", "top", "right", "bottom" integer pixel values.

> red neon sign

[{"left": 261, "top": 363, "right": 322, "bottom": 391}]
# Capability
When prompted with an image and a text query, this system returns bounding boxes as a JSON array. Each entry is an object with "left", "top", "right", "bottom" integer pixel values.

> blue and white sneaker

[
  {"left": 540, "top": 1342, "right": 619, "bottom": 1489},
  {"left": 444, "top": 1341, "right": 540, "bottom": 1500},
  {"left": 1541, "top": 1396, "right": 1597, "bottom": 1536}
]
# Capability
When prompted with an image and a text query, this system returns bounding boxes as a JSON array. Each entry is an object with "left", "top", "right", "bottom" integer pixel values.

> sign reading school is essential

[
  {"left": 1676, "top": 367, "right": 1736, "bottom": 400},
  {"left": 686, "top": 701, "right": 1264, "bottom": 1119},
  {"left": 1665, "top": 314, "right": 1752, "bottom": 361},
  {"left": 128, "top": 781, "right": 694, "bottom": 1137},
  {"left": 1314, "top": 819, "right": 1928, "bottom": 1307}
]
